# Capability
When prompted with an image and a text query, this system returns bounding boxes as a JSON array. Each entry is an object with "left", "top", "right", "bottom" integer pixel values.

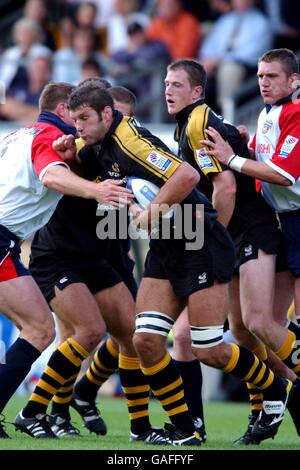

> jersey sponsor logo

[
  {"left": 139, "top": 185, "right": 157, "bottom": 203},
  {"left": 257, "top": 143, "right": 271, "bottom": 154},
  {"left": 196, "top": 149, "right": 213, "bottom": 169},
  {"left": 108, "top": 162, "right": 121, "bottom": 178},
  {"left": 244, "top": 244, "right": 253, "bottom": 256},
  {"left": 112, "top": 162, "right": 120, "bottom": 173},
  {"left": 262, "top": 119, "right": 273, "bottom": 134},
  {"left": 279, "top": 135, "right": 299, "bottom": 158},
  {"left": 146, "top": 152, "right": 172, "bottom": 172}
]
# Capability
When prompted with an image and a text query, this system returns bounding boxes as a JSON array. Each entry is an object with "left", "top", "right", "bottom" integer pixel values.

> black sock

[
  {"left": 0, "top": 338, "right": 40, "bottom": 413},
  {"left": 174, "top": 359, "right": 205, "bottom": 423}
]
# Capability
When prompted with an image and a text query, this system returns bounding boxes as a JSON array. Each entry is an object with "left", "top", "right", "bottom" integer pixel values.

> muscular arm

[
  {"left": 211, "top": 171, "right": 236, "bottom": 227},
  {"left": 133, "top": 162, "right": 200, "bottom": 229},
  {"left": 201, "top": 127, "right": 292, "bottom": 186},
  {"left": 42, "top": 165, "right": 133, "bottom": 205}
]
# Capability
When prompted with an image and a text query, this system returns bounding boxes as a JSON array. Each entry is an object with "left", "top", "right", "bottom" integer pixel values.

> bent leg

[{"left": 0, "top": 277, "right": 55, "bottom": 414}]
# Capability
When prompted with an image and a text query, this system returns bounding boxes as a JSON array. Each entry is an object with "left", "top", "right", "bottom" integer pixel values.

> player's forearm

[
  {"left": 152, "top": 162, "right": 199, "bottom": 207},
  {"left": 42, "top": 165, "right": 97, "bottom": 199},
  {"left": 238, "top": 159, "right": 291, "bottom": 185}
]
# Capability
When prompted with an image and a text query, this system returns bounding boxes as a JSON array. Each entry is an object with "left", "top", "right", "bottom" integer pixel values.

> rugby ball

[
  {"left": 126, "top": 176, "right": 159, "bottom": 208},
  {"left": 126, "top": 176, "right": 174, "bottom": 218}
]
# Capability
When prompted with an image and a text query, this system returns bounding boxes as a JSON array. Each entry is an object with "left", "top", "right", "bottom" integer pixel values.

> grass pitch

[{"left": 0, "top": 395, "right": 299, "bottom": 451}]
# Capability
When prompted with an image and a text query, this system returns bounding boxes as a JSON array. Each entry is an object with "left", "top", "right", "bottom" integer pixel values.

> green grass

[{"left": 0, "top": 395, "right": 299, "bottom": 451}]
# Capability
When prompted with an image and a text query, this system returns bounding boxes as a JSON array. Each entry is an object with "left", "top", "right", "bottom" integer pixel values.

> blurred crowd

[{"left": 0, "top": 0, "right": 300, "bottom": 123}]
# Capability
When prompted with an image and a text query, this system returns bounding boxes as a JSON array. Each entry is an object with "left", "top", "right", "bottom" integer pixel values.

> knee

[
  {"left": 77, "top": 324, "right": 106, "bottom": 351},
  {"left": 28, "top": 316, "right": 56, "bottom": 350},
  {"left": 230, "top": 321, "right": 251, "bottom": 346},
  {"left": 192, "top": 343, "right": 226, "bottom": 368},
  {"left": 133, "top": 310, "right": 174, "bottom": 360},
  {"left": 245, "top": 315, "right": 264, "bottom": 337},
  {"left": 133, "top": 331, "right": 157, "bottom": 357},
  {"left": 172, "top": 327, "right": 190, "bottom": 349}
]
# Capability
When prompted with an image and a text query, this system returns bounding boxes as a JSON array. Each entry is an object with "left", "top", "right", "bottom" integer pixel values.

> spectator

[
  {"left": 0, "top": 17, "right": 52, "bottom": 89},
  {"left": 106, "top": 0, "right": 149, "bottom": 54},
  {"left": 199, "top": 0, "right": 273, "bottom": 117},
  {"left": 52, "top": 26, "right": 111, "bottom": 84},
  {"left": 258, "top": 0, "right": 300, "bottom": 52},
  {"left": 75, "top": 2, "right": 108, "bottom": 52},
  {"left": 81, "top": 57, "right": 105, "bottom": 81},
  {"left": 0, "top": 56, "right": 52, "bottom": 123},
  {"left": 112, "top": 20, "right": 170, "bottom": 101},
  {"left": 146, "top": 0, "right": 201, "bottom": 60},
  {"left": 23, "top": 0, "right": 57, "bottom": 50}
]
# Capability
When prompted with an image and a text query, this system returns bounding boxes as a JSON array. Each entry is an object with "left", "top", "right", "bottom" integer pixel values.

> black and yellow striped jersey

[
  {"left": 175, "top": 101, "right": 226, "bottom": 172},
  {"left": 30, "top": 111, "right": 217, "bottom": 261},
  {"left": 78, "top": 113, "right": 182, "bottom": 187}
]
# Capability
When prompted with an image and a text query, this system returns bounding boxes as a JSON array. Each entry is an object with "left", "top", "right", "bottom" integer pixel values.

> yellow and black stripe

[
  {"left": 119, "top": 354, "right": 151, "bottom": 434},
  {"left": 24, "top": 338, "right": 89, "bottom": 415},
  {"left": 246, "top": 344, "right": 268, "bottom": 413},
  {"left": 112, "top": 117, "right": 182, "bottom": 182},
  {"left": 187, "top": 104, "right": 223, "bottom": 176},
  {"left": 276, "top": 329, "right": 300, "bottom": 375},
  {"left": 224, "top": 343, "right": 274, "bottom": 390},
  {"left": 140, "top": 352, "right": 194, "bottom": 433},
  {"left": 86, "top": 337, "right": 119, "bottom": 387}
]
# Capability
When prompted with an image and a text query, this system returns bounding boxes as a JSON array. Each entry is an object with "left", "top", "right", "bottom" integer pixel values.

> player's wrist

[{"left": 227, "top": 154, "right": 246, "bottom": 172}]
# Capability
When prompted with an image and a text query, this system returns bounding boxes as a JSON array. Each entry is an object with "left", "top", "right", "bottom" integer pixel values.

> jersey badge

[
  {"left": 198, "top": 272, "right": 207, "bottom": 284},
  {"left": 196, "top": 148, "right": 213, "bottom": 169},
  {"left": 146, "top": 151, "right": 172, "bottom": 172},
  {"left": 244, "top": 245, "right": 253, "bottom": 257},
  {"left": 278, "top": 135, "right": 299, "bottom": 158},
  {"left": 262, "top": 119, "right": 273, "bottom": 134}
]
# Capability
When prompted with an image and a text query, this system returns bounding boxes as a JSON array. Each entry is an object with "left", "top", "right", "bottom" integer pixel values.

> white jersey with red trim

[
  {"left": 0, "top": 122, "right": 69, "bottom": 240},
  {"left": 251, "top": 99, "right": 300, "bottom": 212}
]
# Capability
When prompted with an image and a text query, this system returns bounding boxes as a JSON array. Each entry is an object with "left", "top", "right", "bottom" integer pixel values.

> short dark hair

[
  {"left": 109, "top": 86, "right": 136, "bottom": 115},
  {"left": 259, "top": 48, "right": 299, "bottom": 76},
  {"left": 39, "top": 82, "right": 75, "bottom": 112},
  {"left": 127, "top": 21, "right": 143, "bottom": 35},
  {"left": 78, "top": 76, "right": 112, "bottom": 88},
  {"left": 68, "top": 84, "right": 114, "bottom": 116},
  {"left": 167, "top": 59, "right": 207, "bottom": 92}
]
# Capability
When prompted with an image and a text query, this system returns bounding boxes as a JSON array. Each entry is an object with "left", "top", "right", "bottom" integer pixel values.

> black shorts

[
  {"left": 279, "top": 210, "right": 300, "bottom": 277},
  {"left": 0, "top": 225, "right": 29, "bottom": 281},
  {"left": 229, "top": 208, "right": 282, "bottom": 270},
  {"left": 105, "top": 238, "right": 138, "bottom": 299},
  {"left": 144, "top": 221, "right": 235, "bottom": 298},
  {"left": 29, "top": 253, "right": 122, "bottom": 303}
]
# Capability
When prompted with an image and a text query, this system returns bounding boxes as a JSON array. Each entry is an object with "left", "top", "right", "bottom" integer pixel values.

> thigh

[
  {"left": 187, "top": 281, "right": 229, "bottom": 327},
  {"left": 228, "top": 274, "right": 243, "bottom": 328},
  {"left": 239, "top": 249, "right": 275, "bottom": 322},
  {"left": 0, "top": 275, "right": 52, "bottom": 329},
  {"left": 273, "top": 271, "right": 294, "bottom": 325},
  {"left": 94, "top": 281, "right": 135, "bottom": 339},
  {"left": 51, "top": 282, "right": 105, "bottom": 331},
  {"left": 136, "top": 277, "right": 185, "bottom": 319}
]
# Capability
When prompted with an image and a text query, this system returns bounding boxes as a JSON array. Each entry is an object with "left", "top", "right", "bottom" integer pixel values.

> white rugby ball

[
  {"left": 126, "top": 176, "right": 174, "bottom": 218},
  {"left": 126, "top": 177, "right": 159, "bottom": 208}
]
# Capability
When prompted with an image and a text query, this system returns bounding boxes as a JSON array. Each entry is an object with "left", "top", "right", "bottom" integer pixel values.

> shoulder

[{"left": 31, "top": 122, "right": 63, "bottom": 141}]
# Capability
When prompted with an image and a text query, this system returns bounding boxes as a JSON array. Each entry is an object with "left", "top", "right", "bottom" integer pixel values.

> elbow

[
  {"left": 226, "top": 184, "right": 237, "bottom": 200},
  {"left": 273, "top": 175, "right": 293, "bottom": 186},
  {"left": 182, "top": 163, "right": 200, "bottom": 189},
  {"left": 41, "top": 173, "right": 52, "bottom": 189},
  {"left": 42, "top": 172, "right": 60, "bottom": 192}
]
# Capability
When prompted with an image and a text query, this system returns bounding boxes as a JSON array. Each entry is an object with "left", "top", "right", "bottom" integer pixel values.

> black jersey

[{"left": 174, "top": 100, "right": 278, "bottom": 226}]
